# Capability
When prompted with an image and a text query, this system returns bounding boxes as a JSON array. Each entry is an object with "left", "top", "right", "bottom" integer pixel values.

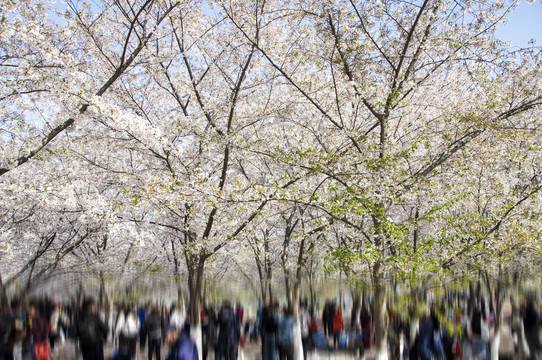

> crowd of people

[
  {"left": 380, "top": 293, "right": 542, "bottom": 360},
  {"left": 1, "top": 291, "right": 542, "bottom": 360},
  {"left": 0, "top": 297, "right": 198, "bottom": 360}
]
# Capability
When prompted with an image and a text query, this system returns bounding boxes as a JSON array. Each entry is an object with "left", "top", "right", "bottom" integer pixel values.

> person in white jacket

[
  {"left": 49, "top": 304, "right": 69, "bottom": 351},
  {"left": 115, "top": 305, "right": 140, "bottom": 358},
  {"left": 169, "top": 304, "right": 185, "bottom": 331}
]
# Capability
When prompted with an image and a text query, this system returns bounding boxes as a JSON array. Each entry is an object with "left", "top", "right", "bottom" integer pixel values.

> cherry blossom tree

[
  {"left": 0, "top": 0, "right": 181, "bottom": 301},
  {"left": 2, "top": 2, "right": 542, "bottom": 360},
  {"left": 219, "top": 0, "right": 542, "bottom": 357}
]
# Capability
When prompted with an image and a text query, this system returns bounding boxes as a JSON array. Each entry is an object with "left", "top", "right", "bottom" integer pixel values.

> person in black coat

[
  {"left": 262, "top": 305, "right": 278, "bottom": 360},
  {"left": 76, "top": 298, "right": 108, "bottom": 360},
  {"left": 214, "top": 301, "right": 240, "bottom": 360},
  {"left": 524, "top": 299, "right": 542, "bottom": 359},
  {"left": 145, "top": 305, "right": 162, "bottom": 360}
]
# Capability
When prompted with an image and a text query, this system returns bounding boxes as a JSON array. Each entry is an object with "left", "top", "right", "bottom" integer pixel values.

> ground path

[{"left": 50, "top": 337, "right": 366, "bottom": 360}]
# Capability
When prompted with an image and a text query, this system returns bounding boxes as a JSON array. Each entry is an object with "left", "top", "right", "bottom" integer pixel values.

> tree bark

[
  {"left": 308, "top": 256, "right": 316, "bottom": 312},
  {"left": 372, "top": 207, "right": 389, "bottom": 360},
  {"left": 188, "top": 257, "right": 205, "bottom": 360},
  {"left": 485, "top": 271, "right": 503, "bottom": 360},
  {"left": 0, "top": 273, "right": 8, "bottom": 309},
  {"left": 291, "top": 283, "right": 303, "bottom": 360},
  {"left": 408, "top": 287, "right": 421, "bottom": 344},
  {"left": 351, "top": 289, "right": 361, "bottom": 328},
  {"left": 469, "top": 280, "right": 476, "bottom": 315},
  {"left": 99, "top": 271, "right": 114, "bottom": 341},
  {"left": 373, "top": 261, "right": 388, "bottom": 360},
  {"left": 76, "top": 281, "right": 84, "bottom": 310},
  {"left": 268, "top": 276, "right": 274, "bottom": 305}
]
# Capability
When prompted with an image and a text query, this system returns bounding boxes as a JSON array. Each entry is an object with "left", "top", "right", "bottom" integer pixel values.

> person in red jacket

[
  {"left": 332, "top": 305, "right": 343, "bottom": 350},
  {"left": 28, "top": 303, "right": 49, "bottom": 360}
]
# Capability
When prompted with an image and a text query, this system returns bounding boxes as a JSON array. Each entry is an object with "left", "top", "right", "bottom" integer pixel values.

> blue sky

[
  {"left": 495, "top": 1, "right": 542, "bottom": 48},
  {"left": 47, "top": 0, "right": 541, "bottom": 48}
]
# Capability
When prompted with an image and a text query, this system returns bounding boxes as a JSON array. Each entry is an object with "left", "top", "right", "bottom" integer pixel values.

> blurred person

[
  {"left": 161, "top": 304, "right": 169, "bottom": 344},
  {"left": 322, "top": 301, "right": 332, "bottom": 338},
  {"left": 202, "top": 304, "right": 217, "bottom": 360},
  {"left": 277, "top": 306, "right": 294, "bottom": 360},
  {"left": 201, "top": 304, "right": 209, "bottom": 360},
  {"left": 49, "top": 303, "right": 68, "bottom": 351},
  {"left": 351, "top": 324, "right": 365, "bottom": 360},
  {"left": 524, "top": 298, "right": 542, "bottom": 360},
  {"left": 144, "top": 305, "right": 162, "bottom": 360},
  {"left": 27, "top": 302, "right": 49, "bottom": 360},
  {"left": 236, "top": 302, "right": 244, "bottom": 324},
  {"left": 76, "top": 298, "right": 108, "bottom": 360},
  {"left": 0, "top": 302, "right": 13, "bottom": 360},
  {"left": 243, "top": 320, "right": 254, "bottom": 343},
  {"left": 165, "top": 326, "right": 198, "bottom": 360},
  {"left": 255, "top": 303, "right": 263, "bottom": 342},
  {"left": 459, "top": 306, "right": 471, "bottom": 360},
  {"left": 300, "top": 302, "right": 311, "bottom": 360},
  {"left": 116, "top": 305, "right": 139, "bottom": 359},
  {"left": 114, "top": 305, "right": 128, "bottom": 357},
  {"left": 170, "top": 304, "right": 185, "bottom": 331},
  {"left": 417, "top": 311, "right": 445, "bottom": 360},
  {"left": 332, "top": 304, "right": 343, "bottom": 350},
  {"left": 511, "top": 299, "right": 530, "bottom": 359},
  {"left": 8, "top": 299, "right": 28, "bottom": 360},
  {"left": 262, "top": 305, "right": 278, "bottom": 360},
  {"left": 214, "top": 300, "right": 240, "bottom": 360},
  {"left": 360, "top": 304, "right": 372, "bottom": 348},
  {"left": 9, "top": 318, "right": 28, "bottom": 360},
  {"left": 471, "top": 302, "right": 490, "bottom": 360},
  {"left": 138, "top": 304, "right": 147, "bottom": 351}
]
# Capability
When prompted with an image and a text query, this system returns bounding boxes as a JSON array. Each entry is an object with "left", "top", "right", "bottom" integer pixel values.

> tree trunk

[
  {"left": 372, "top": 207, "right": 389, "bottom": 360},
  {"left": 491, "top": 328, "right": 501, "bottom": 360},
  {"left": 258, "top": 265, "right": 267, "bottom": 303},
  {"left": 409, "top": 287, "right": 420, "bottom": 344},
  {"left": 292, "top": 284, "right": 303, "bottom": 360},
  {"left": 309, "top": 271, "right": 316, "bottom": 314},
  {"left": 252, "top": 235, "right": 268, "bottom": 303},
  {"left": 307, "top": 253, "right": 317, "bottom": 313},
  {"left": 469, "top": 280, "right": 476, "bottom": 315},
  {"left": 486, "top": 271, "right": 503, "bottom": 360},
  {"left": 188, "top": 258, "right": 205, "bottom": 360},
  {"left": 76, "top": 281, "right": 84, "bottom": 310},
  {"left": 268, "top": 281, "right": 274, "bottom": 304},
  {"left": 99, "top": 271, "right": 110, "bottom": 309},
  {"left": 177, "top": 283, "right": 184, "bottom": 308},
  {"left": 285, "top": 274, "right": 292, "bottom": 309},
  {"left": 100, "top": 272, "right": 110, "bottom": 307},
  {"left": 22, "top": 259, "right": 37, "bottom": 302},
  {"left": 373, "top": 262, "right": 388, "bottom": 360},
  {"left": 0, "top": 272, "right": 8, "bottom": 309},
  {"left": 266, "top": 237, "right": 273, "bottom": 304},
  {"left": 351, "top": 289, "right": 361, "bottom": 328},
  {"left": 100, "top": 271, "right": 114, "bottom": 341}
]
